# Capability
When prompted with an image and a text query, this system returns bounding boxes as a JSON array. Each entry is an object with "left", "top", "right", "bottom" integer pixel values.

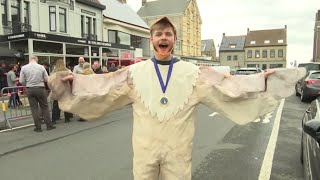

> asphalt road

[{"left": 0, "top": 95, "right": 309, "bottom": 180}]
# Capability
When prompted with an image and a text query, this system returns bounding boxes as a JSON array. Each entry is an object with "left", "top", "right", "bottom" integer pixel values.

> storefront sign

[
  {"left": 4, "top": 31, "right": 135, "bottom": 50},
  {"left": 7, "top": 33, "right": 25, "bottom": 40},
  {"left": 33, "top": 33, "right": 47, "bottom": 39}
]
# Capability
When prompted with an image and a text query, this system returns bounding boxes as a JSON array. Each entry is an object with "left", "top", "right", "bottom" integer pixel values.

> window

[
  {"left": 11, "top": 0, "right": 20, "bottom": 22},
  {"left": 1, "top": 0, "right": 7, "bottom": 25},
  {"left": 70, "top": 0, "right": 74, "bottom": 10},
  {"left": 108, "top": 30, "right": 116, "bottom": 43},
  {"left": 264, "top": 40, "right": 270, "bottom": 44},
  {"left": 81, "top": 15, "right": 84, "bottom": 36},
  {"left": 270, "top": 49, "right": 275, "bottom": 58},
  {"left": 262, "top": 50, "right": 267, "bottom": 58},
  {"left": 270, "top": 64, "right": 283, "bottom": 68},
  {"left": 278, "top": 39, "right": 284, "bottom": 43},
  {"left": 247, "top": 64, "right": 259, "bottom": 68},
  {"left": 93, "top": 18, "right": 96, "bottom": 35},
  {"left": 59, "top": 8, "right": 66, "bottom": 32},
  {"left": 233, "top": 55, "right": 238, "bottom": 60},
  {"left": 250, "top": 41, "right": 256, "bottom": 45},
  {"left": 227, "top": 56, "right": 231, "bottom": 61},
  {"left": 278, "top": 49, "right": 283, "bottom": 58},
  {"left": 229, "top": 44, "right": 236, "bottom": 48},
  {"left": 255, "top": 50, "right": 260, "bottom": 58},
  {"left": 175, "top": 39, "right": 182, "bottom": 51},
  {"left": 85, "top": 17, "right": 91, "bottom": 35},
  {"left": 24, "top": 2, "right": 29, "bottom": 24},
  {"left": 118, "top": 31, "right": 130, "bottom": 45},
  {"left": 247, "top": 50, "right": 252, "bottom": 58},
  {"left": 49, "top": 6, "right": 56, "bottom": 31}
]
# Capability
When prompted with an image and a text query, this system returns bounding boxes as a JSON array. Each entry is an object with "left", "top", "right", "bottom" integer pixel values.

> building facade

[
  {"left": 137, "top": 0, "right": 202, "bottom": 57},
  {"left": 219, "top": 34, "right": 246, "bottom": 69},
  {"left": 101, "top": 0, "right": 150, "bottom": 67},
  {"left": 201, "top": 39, "right": 217, "bottom": 61},
  {"left": 313, "top": 10, "right": 320, "bottom": 62},
  {"left": 244, "top": 27, "right": 287, "bottom": 69},
  {"left": 0, "top": 0, "right": 145, "bottom": 69}
]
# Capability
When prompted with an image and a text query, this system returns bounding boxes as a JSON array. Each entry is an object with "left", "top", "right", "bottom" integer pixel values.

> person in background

[
  {"left": 73, "top": 57, "right": 85, "bottom": 74},
  {"left": 108, "top": 63, "right": 117, "bottom": 72},
  {"left": 43, "top": 62, "right": 50, "bottom": 76},
  {"left": 7, "top": 64, "right": 19, "bottom": 108},
  {"left": 82, "top": 62, "right": 94, "bottom": 75},
  {"left": 51, "top": 59, "right": 73, "bottom": 123},
  {"left": 92, "top": 61, "right": 103, "bottom": 74},
  {"left": 19, "top": 56, "right": 56, "bottom": 132},
  {"left": 0, "top": 63, "right": 7, "bottom": 91}
]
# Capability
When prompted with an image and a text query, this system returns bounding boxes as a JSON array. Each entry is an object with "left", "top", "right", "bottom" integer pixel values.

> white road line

[
  {"left": 0, "top": 123, "right": 34, "bottom": 133},
  {"left": 209, "top": 112, "right": 219, "bottom": 117},
  {"left": 258, "top": 99, "right": 285, "bottom": 180}
]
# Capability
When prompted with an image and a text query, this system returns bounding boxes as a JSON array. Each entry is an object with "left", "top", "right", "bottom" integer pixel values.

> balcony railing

[
  {"left": 82, "top": 33, "right": 97, "bottom": 41},
  {"left": 2, "top": 21, "right": 32, "bottom": 35}
]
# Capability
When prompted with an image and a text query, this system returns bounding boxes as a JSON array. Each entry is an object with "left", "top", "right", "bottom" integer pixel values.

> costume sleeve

[
  {"left": 197, "top": 67, "right": 306, "bottom": 125},
  {"left": 48, "top": 67, "right": 132, "bottom": 120}
]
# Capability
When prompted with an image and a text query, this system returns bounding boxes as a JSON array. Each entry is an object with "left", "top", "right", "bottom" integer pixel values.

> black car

[
  {"left": 300, "top": 99, "right": 320, "bottom": 179},
  {"left": 296, "top": 71, "right": 320, "bottom": 102}
]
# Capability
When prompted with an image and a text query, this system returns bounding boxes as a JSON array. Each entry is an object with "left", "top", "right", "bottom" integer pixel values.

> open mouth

[{"left": 159, "top": 44, "right": 169, "bottom": 50}]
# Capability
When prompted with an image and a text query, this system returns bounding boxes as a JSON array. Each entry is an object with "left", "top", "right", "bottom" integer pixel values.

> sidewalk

[{"left": 0, "top": 106, "right": 132, "bottom": 157}]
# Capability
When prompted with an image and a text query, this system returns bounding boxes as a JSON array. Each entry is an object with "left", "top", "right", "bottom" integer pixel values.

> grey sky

[{"left": 127, "top": 0, "right": 320, "bottom": 65}]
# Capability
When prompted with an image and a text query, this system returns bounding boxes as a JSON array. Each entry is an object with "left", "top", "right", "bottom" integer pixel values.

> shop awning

[{"left": 0, "top": 47, "right": 23, "bottom": 58}]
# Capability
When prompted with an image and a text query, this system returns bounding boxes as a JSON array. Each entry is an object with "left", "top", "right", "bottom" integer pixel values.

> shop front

[{"left": 0, "top": 31, "right": 135, "bottom": 71}]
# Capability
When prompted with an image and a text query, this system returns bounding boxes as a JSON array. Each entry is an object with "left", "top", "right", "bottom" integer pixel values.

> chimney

[
  {"left": 317, "top": 10, "right": 320, "bottom": 21},
  {"left": 285, "top": 25, "right": 287, "bottom": 29},
  {"left": 142, "top": 0, "right": 147, "bottom": 6},
  {"left": 247, "top": 28, "right": 250, "bottom": 32},
  {"left": 223, "top": 33, "right": 225, "bottom": 37},
  {"left": 117, "top": 0, "right": 126, "bottom": 3}
]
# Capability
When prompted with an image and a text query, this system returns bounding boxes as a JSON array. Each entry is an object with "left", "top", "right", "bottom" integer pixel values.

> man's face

[
  {"left": 79, "top": 57, "right": 85, "bottom": 65},
  {"left": 150, "top": 26, "right": 176, "bottom": 55},
  {"left": 93, "top": 62, "right": 100, "bottom": 69}
]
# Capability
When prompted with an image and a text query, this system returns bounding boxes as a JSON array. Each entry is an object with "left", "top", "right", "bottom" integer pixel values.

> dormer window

[
  {"left": 250, "top": 41, "right": 256, "bottom": 45},
  {"left": 229, "top": 44, "right": 236, "bottom": 48},
  {"left": 278, "top": 39, "right": 284, "bottom": 43},
  {"left": 264, "top": 40, "right": 270, "bottom": 44}
]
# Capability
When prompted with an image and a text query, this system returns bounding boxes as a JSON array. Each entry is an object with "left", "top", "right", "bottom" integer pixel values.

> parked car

[
  {"left": 234, "top": 68, "right": 262, "bottom": 75},
  {"left": 295, "top": 71, "right": 320, "bottom": 102},
  {"left": 300, "top": 99, "right": 320, "bottom": 180},
  {"left": 298, "top": 62, "right": 320, "bottom": 72}
]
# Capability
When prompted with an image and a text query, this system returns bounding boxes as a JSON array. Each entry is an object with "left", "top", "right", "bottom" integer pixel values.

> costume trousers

[{"left": 133, "top": 149, "right": 191, "bottom": 180}]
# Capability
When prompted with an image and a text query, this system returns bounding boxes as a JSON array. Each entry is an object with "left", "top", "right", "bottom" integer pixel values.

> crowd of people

[{"left": 0, "top": 56, "right": 128, "bottom": 132}]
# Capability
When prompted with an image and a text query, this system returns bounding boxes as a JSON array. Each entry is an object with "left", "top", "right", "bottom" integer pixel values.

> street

[{"left": 0, "top": 95, "right": 310, "bottom": 180}]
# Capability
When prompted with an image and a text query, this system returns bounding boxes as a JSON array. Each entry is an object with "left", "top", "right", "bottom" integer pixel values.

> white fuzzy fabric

[{"left": 130, "top": 60, "right": 200, "bottom": 122}]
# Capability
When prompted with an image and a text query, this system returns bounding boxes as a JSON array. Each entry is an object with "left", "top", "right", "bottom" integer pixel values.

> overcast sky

[{"left": 127, "top": 0, "right": 320, "bottom": 65}]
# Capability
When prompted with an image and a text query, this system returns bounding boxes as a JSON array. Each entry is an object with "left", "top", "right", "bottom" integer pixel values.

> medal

[
  {"left": 153, "top": 56, "right": 174, "bottom": 107},
  {"left": 160, "top": 97, "right": 169, "bottom": 106}
]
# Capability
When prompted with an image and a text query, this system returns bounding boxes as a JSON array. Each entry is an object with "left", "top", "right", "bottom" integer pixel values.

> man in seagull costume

[{"left": 49, "top": 17, "right": 305, "bottom": 180}]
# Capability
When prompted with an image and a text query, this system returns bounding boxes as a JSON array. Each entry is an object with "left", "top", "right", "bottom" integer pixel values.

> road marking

[
  {"left": 258, "top": 99, "right": 285, "bottom": 180},
  {"left": 0, "top": 123, "right": 34, "bottom": 133},
  {"left": 209, "top": 112, "right": 219, "bottom": 117}
]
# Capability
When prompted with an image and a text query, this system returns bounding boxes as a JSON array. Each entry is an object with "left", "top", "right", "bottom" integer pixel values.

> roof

[
  {"left": 219, "top": 35, "right": 246, "bottom": 51},
  {"left": 201, "top": 39, "right": 215, "bottom": 52},
  {"left": 101, "top": 0, "right": 149, "bottom": 29},
  {"left": 76, "top": 0, "right": 106, "bottom": 10},
  {"left": 137, "top": 0, "right": 190, "bottom": 17},
  {"left": 245, "top": 28, "right": 287, "bottom": 47}
]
